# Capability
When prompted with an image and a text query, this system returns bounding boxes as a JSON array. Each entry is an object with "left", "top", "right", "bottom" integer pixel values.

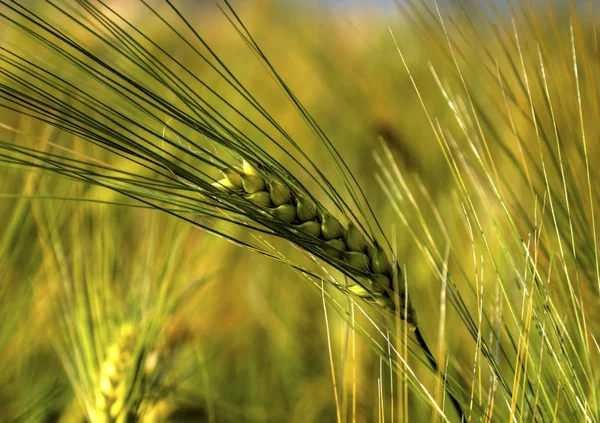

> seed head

[
  {"left": 211, "top": 159, "right": 415, "bottom": 318},
  {"left": 93, "top": 323, "right": 139, "bottom": 422}
]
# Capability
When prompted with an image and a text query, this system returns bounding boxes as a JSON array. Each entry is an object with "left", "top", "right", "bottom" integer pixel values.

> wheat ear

[
  {"left": 211, "top": 159, "right": 416, "bottom": 321},
  {"left": 91, "top": 324, "right": 137, "bottom": 423}
]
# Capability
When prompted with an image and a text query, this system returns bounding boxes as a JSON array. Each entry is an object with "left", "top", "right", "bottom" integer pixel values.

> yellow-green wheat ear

[
  {"left": 211, "top": 158, "right": 413, "bottom": 316},
  {"left": 92, "top": 323, "right": 137, "bottom": 423}
]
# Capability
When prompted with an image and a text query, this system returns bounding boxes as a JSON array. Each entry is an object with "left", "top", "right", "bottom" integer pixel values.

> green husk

[
  {"left": 324, "top": 239, "right": 346, "bottom": 259},
  {"left": 295, "top": 220, "right": 321, "bottom": 238},
  {"left": 269, "top": 181, "right": 292, "bottom": 206},
  {"left": 295, "top": 196, "right": 317, "bottom": 222},
  {"left": 344, "top": 251, "right": 370, "bottom": 272},
  {"left": 270, "top": 204, "right": 297, "bottom": 223},
  {"left": 368, "top": 243, "right": 390, "bottom": 275},
  {"left": 245, "top": 191, "right": 271, "bottom": 207},
  {"left": 345, "top": 223, "right": 367, "bottom": 252},
  {"left": 320, "top": 211, "right": 342, "bottom": 240}
]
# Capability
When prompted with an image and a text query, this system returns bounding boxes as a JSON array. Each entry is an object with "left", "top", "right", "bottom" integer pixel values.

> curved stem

[{"left": 414, "top": 326, "right": 466, "bottom": 423}]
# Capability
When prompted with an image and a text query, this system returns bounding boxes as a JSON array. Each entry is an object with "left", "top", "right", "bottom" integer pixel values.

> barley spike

[
  {"left": 92, "top": 324, "right": 137, "bottom": 423},
  {"left": 212, "top": 160, "right": 416, "bottom": 322}
]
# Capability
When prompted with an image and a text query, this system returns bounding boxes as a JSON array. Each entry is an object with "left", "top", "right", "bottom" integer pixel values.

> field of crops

[{"left": 1, "top": 1, "right": 598, "bottom": 422}]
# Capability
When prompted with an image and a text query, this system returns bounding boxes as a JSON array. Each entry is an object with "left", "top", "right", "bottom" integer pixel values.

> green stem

[{"left": 414, "top": 327, "right": 465, "bottom": 423}]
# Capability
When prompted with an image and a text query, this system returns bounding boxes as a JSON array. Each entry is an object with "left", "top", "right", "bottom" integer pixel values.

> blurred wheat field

[{"left": 0, "top": 0, "right": 599, "bottom": 422}]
